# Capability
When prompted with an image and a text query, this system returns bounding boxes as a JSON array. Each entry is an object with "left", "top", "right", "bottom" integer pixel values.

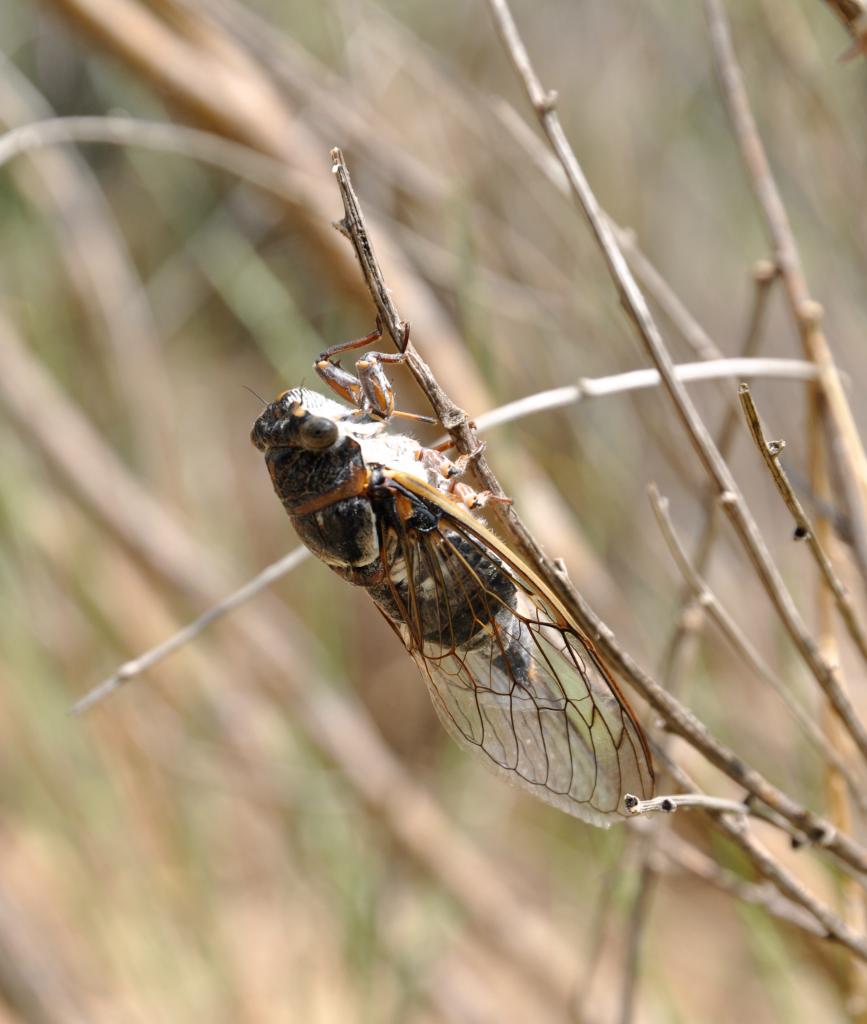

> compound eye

[{"left": 299, "top": 415, "right": 338, "bottom": 450}]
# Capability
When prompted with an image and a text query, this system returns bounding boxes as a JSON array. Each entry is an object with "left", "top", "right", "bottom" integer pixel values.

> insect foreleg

[
  {"left": 316, "top": 321, "right": 384, "bottom": 362},
  {"left": 315, "top": 320, "right": 413, "bottom": 420},
  {"left": 356, "top": 351, "right": 404, "bottom": 418},
  {"left": 314, "top": 358, "right": 365, "bottom": 407}
]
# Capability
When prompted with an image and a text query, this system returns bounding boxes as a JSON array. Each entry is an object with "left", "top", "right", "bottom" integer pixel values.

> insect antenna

[{"left": 242, "top": 385, "right": 268, "bottom": 407}]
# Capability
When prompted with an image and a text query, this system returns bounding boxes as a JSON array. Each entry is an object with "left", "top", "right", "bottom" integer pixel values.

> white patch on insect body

[{"left": 290, "top": 388, "right": 449, "bottom": 493}]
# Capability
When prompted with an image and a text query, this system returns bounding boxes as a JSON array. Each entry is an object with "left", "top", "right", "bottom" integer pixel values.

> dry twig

[
  {"left": 485, "top": 0, "right": 867, "bottom": 880},
  {"left": 705, "top": 0, "right": 867, "bottom": 595},
  {"left": 657, "top": 260, "right": 778, "bottom": 686},
  {"left": 619, "top": 261, "right": 779, "bottom": 1024},
  {"left": 658, "top": 762, "right": 867, "bottom": 963},
  {"left": 624, "top": 793, "right": 751, "bottom": 817},
  {"left": 332, "top": 117, "right": 867, "bottom": 1001},
  {"left": 0, "top": 312, "right": 582, "bottom": 1009},
  {"left": 66, "top": 356, "right": 823, "bottom": 723},
  {"left": 739, "top": 383, "right": 867, "bottom": 664},
  {"left": 648, "top": 483, "right": 867, "bottom": 814}
]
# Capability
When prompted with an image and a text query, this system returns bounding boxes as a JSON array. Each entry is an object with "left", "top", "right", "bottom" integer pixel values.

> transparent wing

[{"left": 377, "top": 479, "right": 654, "bottom": 827}]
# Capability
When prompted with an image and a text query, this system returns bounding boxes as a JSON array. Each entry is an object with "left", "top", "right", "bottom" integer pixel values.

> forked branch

[{"left": 484, "top": 0, "right": 867, "bottom": 874}]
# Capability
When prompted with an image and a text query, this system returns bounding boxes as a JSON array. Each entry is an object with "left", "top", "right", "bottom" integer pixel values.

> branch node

[
  {"left": 538, "top": 89, "right": 558, "bottom": 113},
  {"left": 752, "top": 258, "right": 777, "bottom": 284},
  {"left": 797, "top": 300, "right": 824, "bottom": 329},
  {"left": 440, "top": 407, "right": 469, "bottom": 431}
]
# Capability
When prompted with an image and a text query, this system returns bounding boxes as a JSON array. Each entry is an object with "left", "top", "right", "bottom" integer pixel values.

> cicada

[{"left": 251, "top": 327, "right": 653, "bottom": 827}]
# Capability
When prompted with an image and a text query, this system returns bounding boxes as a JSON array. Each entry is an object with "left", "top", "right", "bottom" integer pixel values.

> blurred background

[{"left": 1, "top": 0, "right": 867, "bottom": 1021}]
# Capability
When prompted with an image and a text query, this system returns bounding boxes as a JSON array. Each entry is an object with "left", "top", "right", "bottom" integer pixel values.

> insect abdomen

[{"left": 369, "top": 524, "right": 518, "bottom": 651}]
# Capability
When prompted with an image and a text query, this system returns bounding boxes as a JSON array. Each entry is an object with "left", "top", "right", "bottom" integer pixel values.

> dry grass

[{"left": 2, "top": 1, "right": 867, "bottom": 1022}]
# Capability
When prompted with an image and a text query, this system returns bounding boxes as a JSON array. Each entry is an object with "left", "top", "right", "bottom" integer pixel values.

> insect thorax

[{"left": 266, "top": 438, "right": 381, "bottom": 570}]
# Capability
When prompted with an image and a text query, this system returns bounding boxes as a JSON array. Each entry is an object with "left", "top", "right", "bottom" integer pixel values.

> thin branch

[
  {"left": 68, "top": 359, "right": 817, "bottom": 716},
  {"left": 0, "top": 311, "right": 582, "bottom": 1006},
  {"left": 624, "top": 793, "right": 751, "bottom": 817},
  {"left": 740, "top": 384, "right": 867, "bottom": 664},
  {"left": 620, "top": 261, "right": 779, "bottom": 1024},
  {"left": 660, "top": 762, "right": 867, "bottom": 963},
  {"left": 330, "top": 147, "right": 481, "bottom": 442},
  {"left": 720, "top": 811, "right": 867, "bottom": 961},
  {"left": 487, "top": 0, "right": 867, "bottom": 793},
  {"left": 657, "top": 831, "right": 827, "bottom": 936},
  {"left": 0, "top": 111, "right": 612, "bottom": 599},
  {"left": 649, "top": 482, "right": 867, "bottom": 817},
  {"left": 472, "top": 357, "right": 822, "bottom": 434},
  {"left": 658, "top": 260, "right": 778, "bottom": 687},
  {"left": 705, "top": 0, "right": 867, "bottom": 594},
  {"left": 330, "top": 147, "right": 405, "bottom": 349},
  {"left": 71, "top": 546, "right": 310, "bottom": 714}
]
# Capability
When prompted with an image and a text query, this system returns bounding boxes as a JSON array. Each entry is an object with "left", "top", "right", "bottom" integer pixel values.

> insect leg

[
  {"left": 418, "top": 447, "right": 463, "bottom": 480},
  {"left": 446, "top": 441, "right": 490, "bottom": 481},
  {"left": 450, "top": 482, "right": 514, "bottom": 511},
  {"left": 315, "top": 319, "right": 406, "bottom": 419},
  {"left": 317, "top": 321, "right": 384, "bottom": 362},
  {"left": 314, "top": 323, "right": 384, "bottom": 407},
  {"left": 417, "top": 442, "right": 512, "bottom": 508},
  {"left": 314, "top": 359, "right": 365, "bottom": 406},
  {"left": 356, "top": 350, "right": 405, "bottom": 419},
  {"left": 316, "top": 321, "right": 434, "bottom": 422}
]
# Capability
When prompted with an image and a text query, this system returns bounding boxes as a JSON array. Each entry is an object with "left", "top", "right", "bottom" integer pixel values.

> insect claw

[
  {"left": 450, "top": 483, "right": 512, "bottom": 511},
  {"left": 467, "top": 441, "right": 487, "bottom": 465},
  {"left": 479, "top": 492, "right": 513, "bottom": 509},
  {"left": 449, "top": 443, "right": 487, "bottom": 480}
]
